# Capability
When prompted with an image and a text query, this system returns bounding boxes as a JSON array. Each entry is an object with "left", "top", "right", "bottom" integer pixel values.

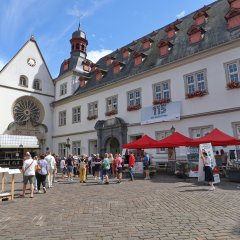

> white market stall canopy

[{"left": 0, "top": 135, "right": 39, "bottom": 148}]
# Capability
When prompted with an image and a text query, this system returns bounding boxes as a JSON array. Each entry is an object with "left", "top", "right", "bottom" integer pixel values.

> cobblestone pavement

[{"left": 0, "top": 173, "right": 240, "bottom": 240}]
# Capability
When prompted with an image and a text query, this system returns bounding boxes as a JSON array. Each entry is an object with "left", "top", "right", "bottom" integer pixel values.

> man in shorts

[{"left": 20, "top": 152, "right": 37, "bottom": 198}]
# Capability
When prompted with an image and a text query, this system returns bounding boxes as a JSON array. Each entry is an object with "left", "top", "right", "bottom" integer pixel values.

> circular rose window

[{"left": 13, "top": 96, "right": 44, "bottom": 124}]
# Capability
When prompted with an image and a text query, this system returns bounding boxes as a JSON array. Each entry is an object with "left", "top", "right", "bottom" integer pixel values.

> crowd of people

[{"left": 20, "top": 150, "right": 152, "bottom": 198}]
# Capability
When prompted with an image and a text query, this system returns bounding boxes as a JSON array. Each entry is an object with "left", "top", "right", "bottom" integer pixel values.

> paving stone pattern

[{"left": 0, "top": 173, "right": 240, "bottom": 240}]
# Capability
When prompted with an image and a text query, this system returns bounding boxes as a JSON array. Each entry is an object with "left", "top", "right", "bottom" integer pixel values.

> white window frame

[
  {"left": 184, "top": 69, "right": 207, "bottom": 94},
  {"left": 19, "top": 75, "right": 28, "bottom": 87},
  {"left": 88, "top": 101, "right": 98, "bottom": 117},
  {"left": 60, "top": 83, "right": 67, "bottom": 96},
  {"left": 153, "top": 80, "right": 170, "bottom": 100},
  {"left": 33, "top": 79, "right": 41, "bottom": 90},
  {"left": 72, "top": 141, "right": 81, "bottom": 156},
  {"left": 189, "top": 125, "right": 213, "bottom": 139},
  {"left": 155, "top": 130, "right": 171, "bottom": 153},
  {"left": 224, "top": 60, "right": 240, "bottom": 83},
  {"left": 127, "top": 88, "right": 141, "bottom": 106},
  {"left": 106, "top": 95, "right": 118, "bottom": 112},
  {"left": 72, "top": 106, "right": 81, "bottom": 123},
  {"left": 58, "top": 143, "right": 66, "bottom": 158},
  {"left": 59, "top": 110, "right": 66, "bottom": 126}
]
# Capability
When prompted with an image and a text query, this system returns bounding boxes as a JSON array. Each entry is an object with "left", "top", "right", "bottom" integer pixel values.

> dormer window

[
  {"left": 33, "top": 79, "right": 41, "bottom": 90},
  {"left": 193, "top": 6, "right": 210, "bottom": 25},
  {"left": 63, "top": 60, "right": 69, "bottom": 71},
  {"left": 130, "top": 40, "right": 137, "bottom": 46},
  {"left": 225, "top": 8, "right": 240, "bottom": 29},
  {"left": 122, "top": 47, "right": 132, "bottom": 58},
  {"left": 150, "top": 30, "right": 158, "bottom": 37},
  {"left": 157, "top": 40, "right": 173, "bottom": 57},
  {"left": 91, "top": 63, "right": 99, "bottom": 72},
  {"left": 133, "top": 52, "right": 146, "bottom": 66},
  {"left": 79, "top": 77, "right": 87, "bottom": 88},
  {"left": 141, "top": 37, "right": 153, "bottom": 49},
  {"left": 83, "top": 60, "right": 91, "bottom": 72},
  {"left": 19, "top": 75, "right": 28, "bottom": 87},
  {"left": 228, "top": 0, "right": 240, "bottom": 9},
  {"left": 165, "top": 25, "right": 179, "bottom": 39},
  {"left": 112, "top": 60, "right": 125, "bottom": 74},
  {"left": 187, "top": 25, "right": 205, "bottom": 44},
  {"left": 96, "top": 71, "right": 103, "bottom": 81},
  {"left": 106, "top": 56, "right": 115, "bottom": 65}
]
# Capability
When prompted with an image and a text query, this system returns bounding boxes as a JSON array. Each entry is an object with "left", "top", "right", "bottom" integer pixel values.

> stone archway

[
  {"left": 95, "top": 117, "right": 128, "bottom": 156},
  {"left": 105, "top": 137, "right": 120, "bottom": 155}
]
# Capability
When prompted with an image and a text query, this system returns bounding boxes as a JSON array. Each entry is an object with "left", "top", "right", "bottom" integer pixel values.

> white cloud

[
  {"left": 176, "top": 10, "right": 186, "bottom": 19},
  {"left": 67, "top": 0, "right": 111, "bottom": 19},
  {"left": 87, "top": 49, "right": 112, "bottom": 63},
  {"left": 0, "top": 57, "right": 6, "bottom": 70}
]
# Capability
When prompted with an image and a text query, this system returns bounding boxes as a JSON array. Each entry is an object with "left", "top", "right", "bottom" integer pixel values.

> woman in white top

[{"left": 202, "top": 152, "right": 215, "bottom": 191}]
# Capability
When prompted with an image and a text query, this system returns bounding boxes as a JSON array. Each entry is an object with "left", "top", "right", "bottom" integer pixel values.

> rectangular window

[
  {"left": 59, "top": 111, "right": 66, "bottom": 126},
  {"left": 184, "top": 70, "right": 207, "bottom": 94},
  {"left": 225, "top": 61, "right": 240, "bottom": 83},
  {"left": 189, "top": 125, "right": 213, "bottom": 139},
  {"left": 127, "top": 89, "right": 141, "bottom": 106},
  {"left": 88, "top": 101, "right": 98, "bottom": 117},
  {"left": 106, "top": 95, "right": 118, "bottom": 112},
  {"left": 60, "top": 83, "right": 67, "bottom": 96},
  {"left": 58, "top": 143, "right": 66, "bottom": 158},
  {"left": 155, "top": 130, "right": 171, "bottom": 153},
  {"left": 153, "top": 81, "right": 170, "bottom": 100},
  {"left": 72, "top": 106, "right": 81, "bottom": 123},
  {"left": 72, "top": 141, "right": 81, "bottom": 155}
]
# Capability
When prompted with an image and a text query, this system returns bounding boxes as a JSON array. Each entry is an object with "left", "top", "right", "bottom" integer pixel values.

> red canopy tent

[
  {"left": 122, "top": 135, "right": 159, "bottom": 149},
  {"left": 189, "top": 128, "right": 240, "bottom": 146},
  {"left": 152, "top": 132, "right": 194, "bottom": 148}
]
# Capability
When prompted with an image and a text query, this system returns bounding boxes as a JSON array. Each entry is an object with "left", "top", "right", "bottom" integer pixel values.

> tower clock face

[{"left": 27, "top": 58, "right": 36, "bottom": 67}]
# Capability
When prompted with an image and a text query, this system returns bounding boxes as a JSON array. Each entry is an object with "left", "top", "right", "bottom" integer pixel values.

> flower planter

[
  {"left": 152, "top": 98, "right": 170, "bottom": 105},
  {"left": 127, "top": 104, "right": 141, "bottom": 111},
  {"left": 227, "top": 81, "right": 240, "bottom": 89},
  {"left": 186, "top": 90, "right": 207, "bottom": 99}
]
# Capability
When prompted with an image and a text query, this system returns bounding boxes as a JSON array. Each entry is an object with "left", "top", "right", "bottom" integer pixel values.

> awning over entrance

[{"left": 0, "top": 135, "right": 39, "bottom": 148}]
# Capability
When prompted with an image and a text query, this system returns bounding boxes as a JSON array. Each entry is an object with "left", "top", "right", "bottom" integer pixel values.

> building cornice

[
  {"left": 52, "top": 106, "right": 240, "bottom": 139},
  {"left": 0, "top": 84, "right": 54, "bottom": 98}
]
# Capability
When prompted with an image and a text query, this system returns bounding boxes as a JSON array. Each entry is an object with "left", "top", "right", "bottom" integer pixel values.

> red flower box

[
  {"left": 186, "top": 90, "right": 207, "bottom": 99},
  {"left": 127, "top": 104, "right": 142, "bottom": 111},
  {"left": 152, "top": 98, "right": 170, "bottom": 105},
  {"left": 105, "top": 109, "right": 118, "bottom": 116},
  {"left": 87, "top": 115, "right": 97, "bottom": 120},
  {"left": 227, "top": 81, "right": 240, "bottom": 89}
]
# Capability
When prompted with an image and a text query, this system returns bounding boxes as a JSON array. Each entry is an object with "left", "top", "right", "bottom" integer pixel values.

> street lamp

[
  {"left": 170, "top": 125, "right": 176, "bottom": 134},
  {"left": 65, "top": 137, "right": 71, "bottom": 158}
]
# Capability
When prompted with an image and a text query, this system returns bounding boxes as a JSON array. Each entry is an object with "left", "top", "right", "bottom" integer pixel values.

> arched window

[
  {"left": 76, "top": 43, "right": 80, "bottom": 50},
  {"left": 33, "top": 79, "right": 41, "bottom": 90},
  {"left": 19, "top": 76, "right": 28, "bottom": 87}
]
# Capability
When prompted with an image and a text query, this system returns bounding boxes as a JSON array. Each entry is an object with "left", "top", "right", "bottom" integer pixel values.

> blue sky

[{"left": 0, "top": 0, "right": 215, "bottom": 78}]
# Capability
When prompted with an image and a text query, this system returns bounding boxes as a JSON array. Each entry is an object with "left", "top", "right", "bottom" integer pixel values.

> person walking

[
  {"left": 116, "top": 154, "right": 123, "bottom": 184},
  {"left": 102, "top": 153, "right": 110, "bottom": 184},
  {"left": 20, "top": 152, "right": 37, "bottom": 198},
  {"left": 79, "top": 155, "right": 87, "bottom": 183},
  {"left": 35, "top": 154, "right": 49, "bottom": 193},
  {"left": 108, "top": 153, "right": 114, "bottom": 178},
  {"left": 66, "top": 155, "right": 74, "bottom": 182},
  {"left": 128, "top": 151, "right": 135, "bottom": 181},
  {"left": 202, "top": 151, "right": 215, "bottom": 191},
  {"left": 60, "top": 157, "right": 66, "bottom": 179},
  {"left": 44, "top": 151, "right": 56, "bottom": 188},
  {"left": 143, "top": 152, "right": 150, "bottom": 180}
]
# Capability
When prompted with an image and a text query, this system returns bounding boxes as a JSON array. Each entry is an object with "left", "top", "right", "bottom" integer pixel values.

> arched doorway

[{"left": 105, "top": 137, "right": 120, "bottom": 154}]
